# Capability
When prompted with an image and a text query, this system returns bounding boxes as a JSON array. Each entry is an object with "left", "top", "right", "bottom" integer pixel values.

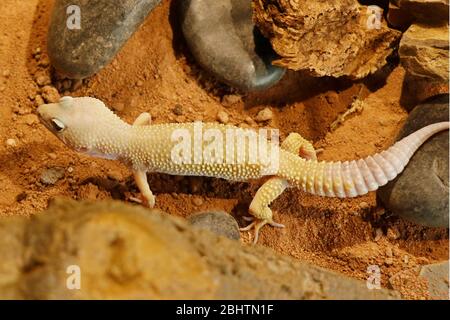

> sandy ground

[{"left": 0, "top": 0, "right": 448, "bottom": 299}]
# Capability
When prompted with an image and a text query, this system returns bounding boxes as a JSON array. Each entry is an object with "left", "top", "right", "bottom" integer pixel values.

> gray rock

[
  {"left": 40, "top": 167, "right": 65, "bottom": 185},
  {"left": 378, "top": 95, "right": 449, "bottom": 227},
  {"left": 48, "top": 0, "right": 161, "bottom": 79},
  {"left": 419, "top": 261, "right": 449, "bottom": 300},
  {"left": 180, "top": 0, "right": 285, "bottom": 91},
  {"left": 188, "top": 211, "right": 240, "bottom": 240}
]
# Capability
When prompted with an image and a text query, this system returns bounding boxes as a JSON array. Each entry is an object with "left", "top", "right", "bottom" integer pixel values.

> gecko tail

[{"left": 302, "top": 122, "right": 449, "bottom": 198}]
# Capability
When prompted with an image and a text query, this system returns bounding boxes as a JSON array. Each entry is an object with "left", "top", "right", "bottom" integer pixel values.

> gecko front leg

[
  {"left": 131, "top": 112, "right": 155, "bottom": 207},
  {"left": 132, "top": 170, "right": 156, "bottom": 208},
  {"left": 133, "top": 112, "right": 152, "bottom": 126}
]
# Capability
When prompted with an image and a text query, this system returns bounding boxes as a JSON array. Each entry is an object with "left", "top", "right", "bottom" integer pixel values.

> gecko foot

[
  {"left": 142, "top": 194, "right": 156, "bottom": 208},
  {"left": 240, "top": 217, "right": 285, "bottom": 244},
  {"left": 128, "top": 194, "right": 155, "bottom": 208}
]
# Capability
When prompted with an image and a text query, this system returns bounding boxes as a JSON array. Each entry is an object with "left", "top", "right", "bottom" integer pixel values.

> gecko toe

[{"left": 240, "top": 218, "right": 284, "bottom": 244}]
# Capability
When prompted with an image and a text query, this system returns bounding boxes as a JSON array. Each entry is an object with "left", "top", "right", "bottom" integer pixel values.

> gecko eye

[{"left": 51, "top": 119, "right": 65, "bottom": 132}]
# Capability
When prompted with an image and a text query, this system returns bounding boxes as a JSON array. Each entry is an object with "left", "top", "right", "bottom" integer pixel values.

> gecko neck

[{"left": 84, "top": 120, "right": 134, "bottom": 161}]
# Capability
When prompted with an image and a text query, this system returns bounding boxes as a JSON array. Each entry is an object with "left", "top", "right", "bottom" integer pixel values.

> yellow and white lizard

[{"left": 37, "top": 96, "right": 449, "bottom": 243}]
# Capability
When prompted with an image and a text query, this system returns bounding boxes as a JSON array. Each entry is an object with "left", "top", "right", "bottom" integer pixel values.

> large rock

[
  {"left": 0, "top": 199, "right": 400, "bottom": 299},
  {"left": 378, "top": 95, "right": 449, "bottom": 227},
  {"left": 0, "top": 218, "right": 25, "bottom": 299},
  {"left": 252, "top": 0, "right": 401, "bottom": 79},
  {"left": 48, "top": 0, "right": 161, "bottom": 79},
  {"left": 388, "top": 0, "right": 449, "bottom": 29},
  {"left": 179, "top": 0, "right": 285, "bottom": 91},
  {"left": 399, "top": 24, "right": 449, "bottom": 82},
  {"left": 418, "top": 261, "right": 449, "bottom": 300}
]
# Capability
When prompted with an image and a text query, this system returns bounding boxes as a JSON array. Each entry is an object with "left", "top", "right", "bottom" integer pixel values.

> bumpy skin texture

[{"left": 37, "top": 97, "right": 449, "bottom": 243}]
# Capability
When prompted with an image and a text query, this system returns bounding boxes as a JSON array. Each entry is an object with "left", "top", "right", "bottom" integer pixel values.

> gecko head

[{"left": 37, "top": 96, "right": 123, "bottom": 153}]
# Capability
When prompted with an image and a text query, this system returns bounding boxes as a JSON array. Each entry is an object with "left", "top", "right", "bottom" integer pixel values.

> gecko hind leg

[
  {"left": 241, "top": 133, "right": 317, "bottom": 243},
  {"left": 281, "top": 132, "right": 317, "bottom": 160},
  {"left": 241, "top": 177, "right": 288, "bottom": 244}
]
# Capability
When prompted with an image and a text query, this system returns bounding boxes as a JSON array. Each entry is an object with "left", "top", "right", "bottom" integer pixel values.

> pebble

[
  {"left": 2, "top": 70, "right": 10, "bottom": 78},
  {"left": 387, "top": 227, "right": 400, "bottom": 240},
  {"left": 374, "top": 228, "right": 383, "bottom": 242},
  {"left": 112, "top": 102, "right": 125, "bottom": 112},
  {"left": 403, "top": 255, "right": 410, "bottom": 264},
  {"left": 40, "top": 167, "right": 65, "bottom": 185},
  {"left": 180, "top": 0, "right": 285, "bottom": 91},
  {"left": 188, "top": 210, "right": 240, "bottom": 240},
  {"left": 378, "top": 94, "right": 449, "bottom": 227},
  {"left": 48, "top": 152, "right": 57, "bottom": 160},
  {"left": 106, "top": 168, "right": 122, "bottom": 181},
  {"left": 385, "top": 247, "right": 393, "bottom": 257},
  {"left": 23, "top": 114, "right": 38, "bottom": 126},
  {"left": 255, "top": 108, "right": 273, "bottom": 122},
  {"left": 192, "top": 197, "right": 203, "bottom": 206},
  {"left": 244, "top": 116, "right": 254, "bottom": 124},
  {"left": 38, "top": 57, "right": 50, "bottom": 68},
  {"left": 15, "top": 192, "right": 27, "bottom": 202},
  {"left": 62, "top": 79, "right": 72, "bottom": 91},
  {"left": 34, "top": 95, "right": 45, "bottom": 107},
  {"left": 48, "top": 0, "right": 161, "bottom": 78},
  {"left": 217, "top": 111, "right": 229, "bottom": 124},
  {"left": 173, "top": 104, "right": 184, "bottom": 116},
  {"left": 221, "top": 94, "right": 241, "bottom": 107},
  {"left": 359, "top": 201, "right": 369, "bottom": 210},
  {"left": 5, "top": 138, "right": 17, "bottom": 147},
  {"left": 41, "top": 85, "right": 60, "bottom": 103},
  {"left": 13, "top": 104, "right": 31, "bottom": 115},
  {"left": 35, "top": 74, "right": 51, "bottom": 86}
]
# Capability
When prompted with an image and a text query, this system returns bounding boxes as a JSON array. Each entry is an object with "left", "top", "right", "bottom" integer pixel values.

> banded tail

[{"left": 280, "top": 122, "right": 449, "bottom": 198}]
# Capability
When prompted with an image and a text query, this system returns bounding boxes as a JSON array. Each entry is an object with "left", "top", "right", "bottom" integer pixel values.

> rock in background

[
  {"left": 179, "top": 0, "right": 285, "bottom": 91},
  {"left": 48, "top": 0, "right": 161, "bottom": 79},
  {"left": 252, "top": 0, "right": 401, "bottom": 79},
  {"left": 188, "top": 211, "right": 240, "bottom": 241},
  {"left": 0, "top": 199, "right": 399, "bottom": 299},
  {"left": 400, "top": 24, "right": 449, "bottom": 82},
  {"left": 392, "top": 0, "right": 449, "bottom": 105},
  {"left": 388, "top": 0, "right": 449, "bottom": 29},
  {"left": 378, "top": 95, "right": 449, "bottom": 227}
]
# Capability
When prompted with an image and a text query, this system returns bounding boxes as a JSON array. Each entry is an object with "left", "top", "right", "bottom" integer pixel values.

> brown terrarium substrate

[{"left": 0, "top": 0, "right": 448, "bottom": 299}]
